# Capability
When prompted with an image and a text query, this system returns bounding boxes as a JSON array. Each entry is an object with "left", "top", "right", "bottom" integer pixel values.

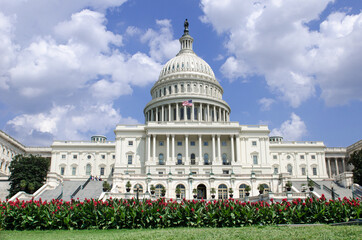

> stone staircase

[
  {"left": 73, "top": 181, "right": 104, "bottom": 201},
  {"left": 37, "top": 181, "right": 84, "bottom": 201},
  {"left": 0, "top": 181, "right": 10, "bottom": 201}
]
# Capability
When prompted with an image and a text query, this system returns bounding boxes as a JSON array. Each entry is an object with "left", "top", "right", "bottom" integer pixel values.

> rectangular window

[
  {"left": 61, "top": 154, "right": 66, "bottom": 159},
  {"left": 300, "top": 155, "right": 305, "bottom": 160},
  {"left": 223, "top": 170, "right": 230, "bottom": 174},
  {"left": 101, "top": 154, "right": 105, "bottom": 159},
  {"left": 72, "top": 167, "right": 76, "bottom": 176},
  {"left": 274, "top": 167, "right": 278, "bottom": 174},
  {"left": 100, "top": 167, "right": 105, "bottom": 175},
  {"left": 190, "top": 141, "right": 195, "bottom": 146},
  {"left": 252, "top": 141, "right": 257, "bottom": 146},
  {"left": 128, "top": 141, "right": 133, "bottom": 146},
  {"left": 203, "top": 141, "right": 208, "bottom": 146},
  {"left": 273, "top": 155, "right": 277, "bottom": 160},
  {"left": 159, "top": 141, "right": 164, "bottom": 146},
  {"left": 178, "top": 171, "right": 183, "bottom": 175},
  {"left": 253, "top": 155, "right": 258, "bottom": 164},
  {"left": 192, "top": 171, "right": 197, "bottom": 175},
  {"left": 177, "top": 141, "right": 182, "bottom": 146},
  {"left": 128, "top": 155, "right": 133, "bottom": 165},
  {"left": 205, "top": 171, "right": 210, "bottom": 175},
  {"left": 112, "top": 155, "right": 115, "bottom": 159},
  {"left": 222, "top": 141, "right": 227, "bottom": 146},
  {"left": 158, "top": 171, "right": 164, "bottom": 175},
  {"left": 60, "top": 167, "right": 65, "bottom": 175},
  {"left": 302, "top": 167, "right": 306, "bottom": 176},
  {"left": 311, "top": 155, "right": 316, "bottom": 160},
  {"left": 73, "top": 155, "right": 77, "bottom": 159},
  {"left": 313, "top": 168, "right": 317, "bottom": 176}
]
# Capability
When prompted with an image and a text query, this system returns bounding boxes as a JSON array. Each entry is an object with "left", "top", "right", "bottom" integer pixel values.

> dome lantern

[{"left": 178, "top": 19, "right": 194, "bottom": 55}]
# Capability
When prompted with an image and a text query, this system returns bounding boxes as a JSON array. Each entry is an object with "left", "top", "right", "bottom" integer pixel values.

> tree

[
  {"left": 348, "top": 149, "right": 362, "bottom": 185},
  {"left": 8, "top": 154, "right": 50, "bottom": 198}
]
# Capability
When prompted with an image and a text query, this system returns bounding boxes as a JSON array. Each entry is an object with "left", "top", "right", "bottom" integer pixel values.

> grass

[{"left": 0, "top": 225, "right": 361, "bottom": 240}]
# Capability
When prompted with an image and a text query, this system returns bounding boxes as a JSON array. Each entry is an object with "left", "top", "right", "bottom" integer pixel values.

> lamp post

[
  {"left": 331, "top": 182, "right": 335, "bottom": 201},
  {"left": 136, "top": 184, "right": 139, "bottom": 200}
]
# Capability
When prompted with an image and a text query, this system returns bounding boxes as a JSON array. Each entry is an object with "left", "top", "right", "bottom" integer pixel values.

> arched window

[
  {"left": 191, "top": 153, "right": 196, "bottom": 165},
  {"left": 177, "top": 153, "right": 182, "bottom": 165},
  {"left": 176, "top": 184, "right": 186, "bottom": 199},
  {"left": 287, "top": 164, "right": 293, "bottom": 175},
  {"left": 159, "top": 153, "right": 164, "bottom": 165},
  {"left": 222, "top": 153, "right": 228, "bottom": 165},
  {"left": 155, "top": 184, "right": 164, "bottom": 198},
  {"left": 133, "top": 184, "right": 143, "bottom": 193},
  {"left": 204, "top": 153, "right": 209, "bottom": 165},
  {"left": 239, "top": 184, "right": 249, "bottom": 198},
  {"left": 86, "top": 164, "right": 92, "bottom": 175},
  {"left": 218, "top": 184, "right": 228, "bottom": 199}
]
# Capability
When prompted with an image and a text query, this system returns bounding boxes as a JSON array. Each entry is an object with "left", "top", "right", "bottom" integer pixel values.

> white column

[
  {"left": 236, "top": 135, "right": 241, "bottom": 163},
  {"left": 199, "top": 103, "right": 202, "bottom": 121},
  {"left": 168, "top": 104, "right": 171, "bottom": 121},
  {"left": 192, "top": 103, "right": 194, "bottom": 121},
  {"left": 151, "top": 109, "right": 154, "bottom": 121},
  {"left": 153, "top": 135, "right": 156, "bottom": 163},
  {"left": 147, "top": 135, "right": 151, "bottom": 163},
  {"left": 185, "top": 135, "right": 189, "bottom": 165},
  {"left": 230, "top": 135, "right": 235, "bottom": 162},
  {"left": 198, "top": 135, "right": 202, "bottom": 165},
  {"left": 166, "top": 135, "right": 169, "bottom": 163},
  {"left": 218, "top": 107, "right": 221, "bottom": 122},
  {"left": 155, "top": 107, "right": 158, "bottom": 122},
  {"left": 335, "top": 158, "right": 339, "bottom": 175},
  {"left": 176, "top": 103, "right": 179, "bottom": 121},
  {"left": 212, "top": 135, "right": 215, "bottom": 164},
  {"left": 115, "top": 137, "right": 122, "bottom": 167},
  {"left": 161, "top": 105, "right": 164, "bottom": 122},
  {"left": 223, "top": 110, "right": 226, "bottom": 122},
  {"left": 341, "top": 158, "right": 345, "bottom": 173},
  {"left": 172, "top": 135, "right": 175, "bottom": 163},
  {"left": 217, "top": 135, "right": 221, "bottom": 164},
  {"left": 184, "top": 105, "right": 187, "bottom": 121},
  {"left": 213, "top": 105, "right": 216, "bottom": 122}
]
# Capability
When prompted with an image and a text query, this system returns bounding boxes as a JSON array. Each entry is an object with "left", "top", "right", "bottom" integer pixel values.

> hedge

[{"left": 0, "top": 195, "right": 360, "bottom": 230}]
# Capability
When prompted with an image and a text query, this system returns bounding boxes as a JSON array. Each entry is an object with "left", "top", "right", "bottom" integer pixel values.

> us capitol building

[{"left": 0, "top": 22, "right": 359, "bottom": 200}]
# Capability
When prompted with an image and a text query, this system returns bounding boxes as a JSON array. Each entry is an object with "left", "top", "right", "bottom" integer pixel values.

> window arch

[
  {"left": 218, "top": 184, "right": 228, "bottom": 199},
  {"left": 287, "top": 164, "right": 293, "bottom": 175},
  {"left": 176, "top": 184, "right": 186, "bottom": 199},
  {"left": 86, "top": 164, "right": 92, "bottom": 175},
  {"left": 159, "top": 153, "right": 164, "bottom": 165},
  {"left": 239, "top": 184, "right": 249, "bottom": 198},
  {"left": 133, "top": 184, "right": 143, "bottom": 193},
  {"left": 204, "top": 153, "right": 209, "bottom": 165},
  {"left": 155, "top": 184, "right": 164, "bottom": 198},
  {"left": 177, "top": 153, "right": 182, "bottom": 165},
  {"left": 190, "top": 153, "right": 196, "bottom": 165}
]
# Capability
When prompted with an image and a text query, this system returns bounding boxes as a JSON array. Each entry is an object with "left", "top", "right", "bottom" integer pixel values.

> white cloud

[
  {"left": 200, "top": 0, "right": 362, "bottom": 107},
  {"left": 270, "top": 113, "right": 307, "bottom": 141},
  {"left": 141, "top": 19, "right": 179, "bottom": 62},
  {"left": 0, "top": 2, "right": 173, "bottom": 146},
  {"left": 258, "top": 98, "right": 275, "bottom": 111}
]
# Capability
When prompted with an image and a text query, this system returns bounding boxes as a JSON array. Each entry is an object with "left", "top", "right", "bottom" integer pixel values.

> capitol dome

[{"left": 144, "top": 20, "right": 230, "bottom": 124}]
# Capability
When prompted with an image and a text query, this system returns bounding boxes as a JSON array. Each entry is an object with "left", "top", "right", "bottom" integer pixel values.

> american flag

[{"left": 182, "top": 100, "right": 193, "bottom": 106}]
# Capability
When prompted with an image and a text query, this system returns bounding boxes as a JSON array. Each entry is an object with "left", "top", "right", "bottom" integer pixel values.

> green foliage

[
  {"left": 175, "top": 187, "right": 181, "bottom": 194},
  {"left": 126, "top": 181, "right": 131, "bottom": 188},
  {"left": 245, "top": 185, "right": 251, "bottom": 192},
  {"left": 348, "top": 149, "right": 362, "bottom": 185},
  {"left": 0, "top": 196, "right": 360, "bottom": 230},
  {"left": 285, "top": 181, "right": 292, "bottom": 188},
  {"left": 8, "top": 155, "right": 50, "bottom": 198},
  {"left": 102, "top": 181, "right": 111, "bottom": 192},
  {"left": 210, "top": 188, "right": 216, "bottom": 194},
  {"left": 150, "top": 185, "right": 155, "bottom": 191},
  {"left": 257, "top": 184, "right": 264, "bottom": 191},
  {"left": 308, "top": 179, "right": 314, "bottom": 188}
]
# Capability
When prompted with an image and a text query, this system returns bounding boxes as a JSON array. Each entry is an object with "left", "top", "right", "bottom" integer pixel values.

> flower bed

[{"left": 0, "top": 195, "right": 360, "bottom": 230}]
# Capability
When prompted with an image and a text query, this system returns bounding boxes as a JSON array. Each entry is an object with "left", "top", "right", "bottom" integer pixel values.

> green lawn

[{"left": 0, "top": 225, "right": 361, "bottom": 240}]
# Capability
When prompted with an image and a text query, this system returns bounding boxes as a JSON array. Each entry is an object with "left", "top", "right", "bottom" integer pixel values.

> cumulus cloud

[
  {"left": 200, "top": 0, "right": 362, "bottom": 107},
  {"left": 258, "top": 98, "right": 275, "bottom": 111},
  {"left": 270, "top": 113, "right": 307, "bottom": 141},
  {"left": 0, "top": 2, "right": 176, "bottom": 146},
  {"left": 141, "top": 19, "right": 179, "bottom": 62}
]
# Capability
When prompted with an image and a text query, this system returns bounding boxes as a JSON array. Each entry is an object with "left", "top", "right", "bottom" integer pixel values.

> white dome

[{"left": 159, "top": 53, "right": 215, "bottom": 79}]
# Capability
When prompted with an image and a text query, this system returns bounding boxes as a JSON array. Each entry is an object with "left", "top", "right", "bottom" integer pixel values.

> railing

[
  {"left": 70, "top": 185, "right": 81, "bottom": 199},
  {"left": 56, "top": 192, "right": 62, "bottom": 200},
  {"left": 323, "top": 185, "right": 340, "bottom": 198},
  {"left": 307, "top": 177, "right": 321, "bottom": 189},
  {"left": 82, "top": 177, "right": 91, "bottom": 189}
]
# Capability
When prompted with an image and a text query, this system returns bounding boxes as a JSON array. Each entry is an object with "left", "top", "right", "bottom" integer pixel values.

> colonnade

[
  {"left": 325, "top": 157, "right": 347, "bottom": 177},
  {"left": 145, "top": 102, "right": 230, "bottom": 123},
  {"left": 145, "top": 134, "right": 240, "bottom": 165}
]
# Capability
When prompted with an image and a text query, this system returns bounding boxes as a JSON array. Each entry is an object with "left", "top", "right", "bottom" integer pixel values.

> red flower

[
  {"left": 159, "top": 216, "right": 162, "bottom": 219},
  {"left": 191, "top": 208, "right": 195, "bottom": 212}
]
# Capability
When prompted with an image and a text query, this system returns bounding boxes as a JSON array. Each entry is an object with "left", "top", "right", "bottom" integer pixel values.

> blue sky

[{"left": 0, "top": 0, "right": 361, "bottom": 147}]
